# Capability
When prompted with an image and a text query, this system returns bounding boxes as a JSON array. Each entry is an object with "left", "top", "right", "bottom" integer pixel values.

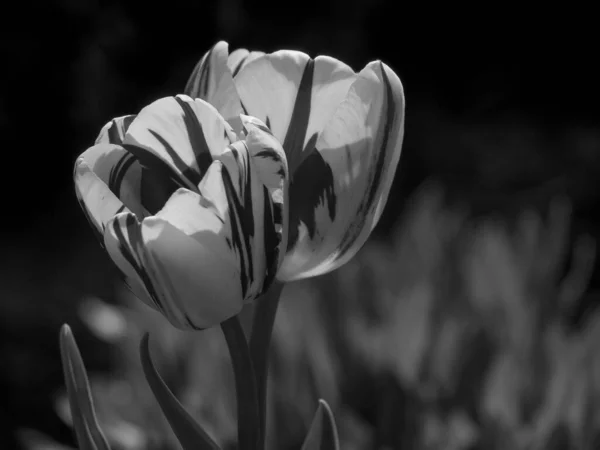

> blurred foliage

[{"left": 16, "top": 184, "right": 600, "bottom": 450}]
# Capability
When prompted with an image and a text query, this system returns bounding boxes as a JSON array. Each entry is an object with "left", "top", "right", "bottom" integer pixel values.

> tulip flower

[
  {"left": 75, "top": 96, "right": 288, "bottom": 329},
  {"left": 185, "top": 41, "right": 405, "bottom": 281},
  {"left": 74, "top": 41, "right": 404, "bottom": 330}
]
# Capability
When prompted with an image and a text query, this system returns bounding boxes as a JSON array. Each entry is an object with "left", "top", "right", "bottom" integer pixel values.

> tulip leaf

[
  {"left": 139, "top": 334, "right": 221, "bottom": 450},
  {"left": 220, "top": 317, "right": 261, "bottom": 450},
  {"left": 59, "top": 324, "right": 111, "bottom": 450},
  {"left": 300, "top": 400, "right": 340, "bottom": 450}
]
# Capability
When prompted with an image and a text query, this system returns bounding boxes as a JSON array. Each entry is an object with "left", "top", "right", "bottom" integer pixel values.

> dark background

[{"left": 1, "top": 2, "right": 599, "bottom": 449}]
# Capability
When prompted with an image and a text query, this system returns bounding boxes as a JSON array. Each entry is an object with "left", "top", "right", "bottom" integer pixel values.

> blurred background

[{"left": 2, "top": 2, "right": 600, "bottom": 449}]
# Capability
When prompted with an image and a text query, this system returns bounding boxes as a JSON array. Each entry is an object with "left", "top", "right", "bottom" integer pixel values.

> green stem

[
  {"left": 221, "top": 317, "right": 260, "bottom": 450},
  {"left": 249, "top": 282, "right": 284, "bottom": 449}
]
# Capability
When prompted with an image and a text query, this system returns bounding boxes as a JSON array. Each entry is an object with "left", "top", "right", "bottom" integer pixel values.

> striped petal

[
  {"left": 234, "top": 51, "right": 356, "bottom": 173},
  {"left": 240, "top": 115, "right": 289, "bottom": 270},
  {"left": 76, "top": 143, "right": 148, "bottom": 220},
  {"left": 95, "top": 114, "right": 136, "bottom": 145},
  {"left": 74, "top": 145, "right": 133, "bottom": 243},
  {"left": 184, "top": 41, "right": 244, "bottom": 131},
  {"left": 124, "top": 95, "right": 238, "bottom": 191},
  {"left": 75, "top": 146, "right": 158, "bottom": 307},
  {"left": 103, "top": 129, "right": 287, "bottom": 329},
  {"left": 278, "top": 61, "right": 405, "bottom": 281}
]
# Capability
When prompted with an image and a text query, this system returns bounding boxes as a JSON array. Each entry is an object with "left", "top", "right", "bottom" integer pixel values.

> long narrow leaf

[
  {"left": 59, "top": 324, "right": 111, "bottom": 450},
  {"left": 221, "top": 317, "right": 261, "bottom": 450},
  {"left": 300, "top": 400, "right": 340, "bottom": 450},
  {"left": 139, "top": 333, "right": 221, "bottom": 450}
]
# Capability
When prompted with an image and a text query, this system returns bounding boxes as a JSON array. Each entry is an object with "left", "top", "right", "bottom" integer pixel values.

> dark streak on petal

[
  {"left": 108, "top": 154, "right": 136, "bottom": 198},
  {"left": 337, "top": 62, "right": 396, "bottom": 257},
  {"left": 251, "top": 122, "right": 273, "bottom": 135},
  {"left": 282, "top": 58, "right": 314, "bottom": 174},
  {"left": 287, "top": 149, "right": 336, "bottom": 250},
  {"left": 255, "top": 149, "right": 281, "bottom": 161},
  {"left": 184, "top": 50, "right": 211, "bottom": 99},
  {"left": 122, "top": 143, "right": 188, "bottom": 190},
  {"left": 232, "top": 54, "right": 248, "bottom": 77},
  {"left": 113, "top": 215, "right": 163, "bottom": 312},
  {"left": 265, "top": 116, "right": 271, "bottom": 130},
  {"left": 221, "top": 169, "right": 250, "bottom": 297},
  {"left": 174, "top": 96, "right": 214, "bottom": 177},
  {"left": 147, "top": 130, "right": 202, "bottom": 187},
  {"left": 261, "top": 186, "right": 279, "bottom": 292},
  {"left": 241, "top": 101, "right": 249, "bottom": 116}
]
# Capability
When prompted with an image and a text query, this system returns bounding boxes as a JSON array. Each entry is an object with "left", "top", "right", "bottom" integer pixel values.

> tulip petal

[
  {"left": 278, "top": 61, "right": 405, "bottom": 280},
  {"left": 124, "top": 95, "right": 237, "bottom": 191},
  {"left": 227, "top": 48, "right": 265, "bottom": 76},
  {"left": 76, "top": 143, "right": 148, "bottom": 221},
  {"left": 184, "top": 41, "right": 244, "bottom": 130},
  {"left": 234, "top": 51, "right": 355, "bottom": 173},
  {"left": 104, "top": 136, "right": 285, "bottom": 329},
  {"left": 95, "top": 114, "right": 136, "bottom": 145},
  {"left": 74, "top": 150, "right": 131, "bottom": 245},
  {"left": 240, "top": 115, "right": 289, "bottom": 271},
  {"left": 103, "top": 212, "right": 164, "bottom": 311}
]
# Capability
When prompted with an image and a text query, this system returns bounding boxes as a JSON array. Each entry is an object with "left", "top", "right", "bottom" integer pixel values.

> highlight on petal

[
  {"left": 234, "top": 51, "right": 356, "bottom": 172},
  {"left": 278, "top": 61, "right": 405, "bottom": 281},
  {"left": 184, "top": 41, "right": 244, "bottom": 130},
  {"left": 124, "top": 95, "right": 237, "bottom": 191},
  {"left": 59, "top": 324, "right": 111, "bottom": 450},
  {"left": 95, "top": 114, "right": 136, "bottom": 145}
]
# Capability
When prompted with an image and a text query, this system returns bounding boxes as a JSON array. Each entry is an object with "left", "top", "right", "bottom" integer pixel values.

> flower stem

[
  {"left": 221, "top": 317, "right": 260, "bottom": 450},
  {"left": 249, "top": 281, "right": 284, "bottom": 449}
]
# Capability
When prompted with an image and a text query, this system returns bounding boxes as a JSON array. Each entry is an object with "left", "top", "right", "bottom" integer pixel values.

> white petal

[
  {"left": 278, "top": 61, "right": 405, "bottom": 280},
  {"left": 76, "top": 143, "right": 147, "bottom": 219},
  {"left": 184, "top": 41, "right": 244, "bottom": 131},
  {"left": 124, "top": 95, "right": 237, "bottom": 190},
  {"left": 74, "top": 151, "right": 130, "bottom": 243},
  {"left": 234, "top": 51, "right": 356, "bottom": 172},
  {"left": 95, "top": 115, "right": 136, "bottom": 145},
  {"left": 227, "top": 48, "right": 265, "bottom": 76}
]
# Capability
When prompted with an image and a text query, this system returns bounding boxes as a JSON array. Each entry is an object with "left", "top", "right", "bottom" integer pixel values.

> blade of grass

[
  {"left": 140, "top": 334, "right": 221, "bottom": 450},
  {"left": 59, "top": 324, "right": 111, "bottom": 450}
]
